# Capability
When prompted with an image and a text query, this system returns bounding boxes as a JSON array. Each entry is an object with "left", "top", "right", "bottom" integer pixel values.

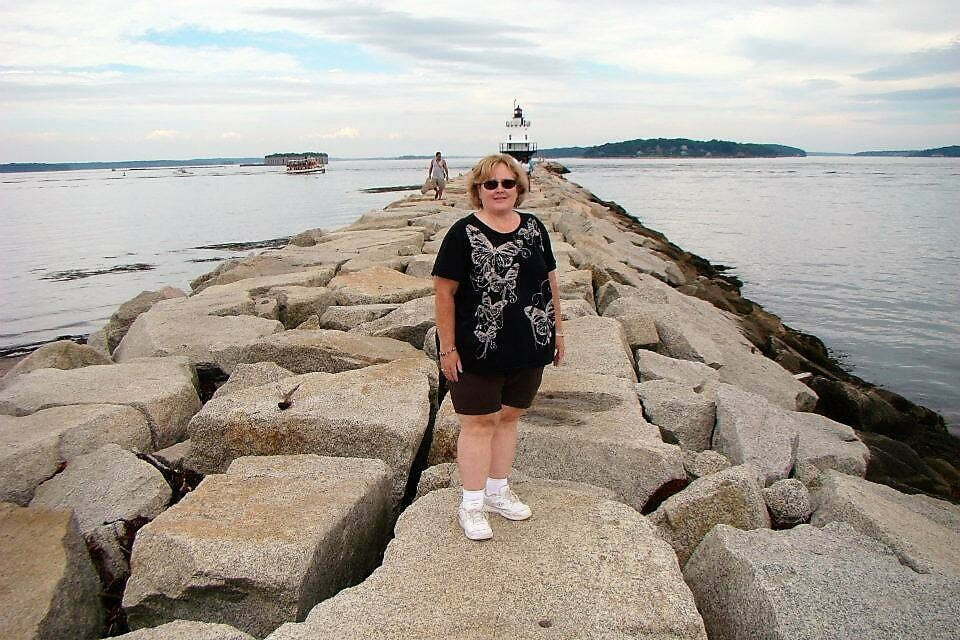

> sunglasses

[{"left": 478, "top": 179, "right": 517, "bottom": 191}]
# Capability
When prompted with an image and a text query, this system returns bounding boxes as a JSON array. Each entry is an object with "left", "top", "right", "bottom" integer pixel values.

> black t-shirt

[{"left": 432, "top": 211, "right": 558, "bottom": 373}]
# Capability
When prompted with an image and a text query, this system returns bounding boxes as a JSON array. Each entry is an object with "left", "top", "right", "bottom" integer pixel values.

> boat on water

[
  {"left": 173, "top": 168, "right": 193, "bottom": 176},
  {"left": 500, "top": 101, "right": 537, "bottom": 164},
  {"left": 285, "top": 157, "right": 327, "bottom": 174}
]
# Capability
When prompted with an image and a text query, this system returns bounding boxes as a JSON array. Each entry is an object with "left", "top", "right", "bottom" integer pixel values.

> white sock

[
  {"left": 461, "top": 489, "right": 484, "bottom": 510},
  {"left": 485, "top": 477, "right": 508, "bottom": 496}
]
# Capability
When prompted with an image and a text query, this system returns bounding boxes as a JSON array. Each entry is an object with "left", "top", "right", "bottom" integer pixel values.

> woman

[{"left": 432, "top": 154, "right": 565, "bottom": 541}]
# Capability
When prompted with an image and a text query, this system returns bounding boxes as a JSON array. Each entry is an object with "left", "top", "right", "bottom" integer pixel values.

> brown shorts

[{"left": 447, "top": 367, "right": 545, "bottom": 416}]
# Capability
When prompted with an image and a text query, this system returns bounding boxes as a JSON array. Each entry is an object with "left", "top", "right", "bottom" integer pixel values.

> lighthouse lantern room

[{"left": 499, "top": 100, "right": 537, "bottom": 163}]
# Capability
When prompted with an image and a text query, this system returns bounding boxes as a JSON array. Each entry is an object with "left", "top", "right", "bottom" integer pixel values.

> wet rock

[
  {"left": 123, "top": 455, "right": 392, "bottom": 638},
  {"left": 0, "top": 404, "right": 152, "bottom": 504},
  {"left": 763, "top": 478, "right": 812, "bottom": 527},
  {"left": 683, "top": 522, "right": 960, "bottom": 640},
  {"left": 0, "top": 503, "right": 103, "bottom": 639},
  {"left": 267, "top": 485, "right": 706, "bottom": 640},
  {"left": 649, "top": 464, "right": 770, "bottom": 565}
]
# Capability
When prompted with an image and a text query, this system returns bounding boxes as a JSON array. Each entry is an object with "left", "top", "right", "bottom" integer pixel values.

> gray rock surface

[
  {"left": 637, "top": 379, "right": 716, "bottom": 451},
  {"left": 714, "top": 384, "right": 868, "bottom": 486},
  {"left": 212, "top": 362, "right": 296, "bottom": 399},
  {"left": 413, "top": 463, "right": 618, "bottom": 502},
  {"left": 114, "top": 620, "right": 255, "bottom": 640},
  {"left": 811, "top": 470, "right": 960, "bottom": 576},
  {"left": 649, "top": 464, "right": 770, "bottom": 565},
  {"left": 635, "top": 349, "right": 720, "bottom": 392},
  {"left": 272, "top": 286, "right": 337, "bottom": 328},
  {"left": 114, "top": 296, "right": 286, "bottom": 365},
  {"left": 211, "top": 329, "right": 421, "bottom": 375},
  {"left": 0, "top": 340, "right": 112, "bottom": 389},
  {"left": 123, "top": 455, "right": 392, "bottom": 639},
  {"left": 317, "top": 304, "right": 399, "bottom": 331},
  {"left": 683, "top": 449, "right": 732, "bottom": 479},
  {"left": 558, "top": 297, "right": 598, "bottom": 320},
  {"left": 267, "top": 485, "right": 707, "bottom": 640},
  {"left": 0, "top": 356, "right": 201, "bottom": 449},
  {"left": 602, "top": 275, "right": 817, "bottom": 411},
  {"left": 327, "top": 265, "right": 433, "bottom": 305},
  {"left": 763, "top": 478, "right": 812, "bottom": 527},
  {"left": 683, "top": 522, "right": 960, "bottom": 640},
  {"left": 0, "top": 503, "right": 103, "bottom": 640},
  {"left": 185, "top": 358, "right": 433, "bottom": 506},
  {"left": 559, "top": 315, "right": 637, "bottom": 381},
  {"left": 105, "top": 287, "right": 187, "bottom": 352},
  {"left": 429, "top": 367, "right": 684, "bottom": 511},
  {"left": 350, "top": 295, "right": 436, "bottom": 347},
  {"left": 0, "top": 404, "right": 152, "bottom": 504},
  {"left": 30, "top": 443, "right": 172, "bottom": 582}
]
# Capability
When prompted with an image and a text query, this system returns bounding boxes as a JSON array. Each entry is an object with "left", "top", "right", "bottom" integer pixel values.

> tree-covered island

[{"left": 540, "top": 138, "right": 806, "bottom": 158}]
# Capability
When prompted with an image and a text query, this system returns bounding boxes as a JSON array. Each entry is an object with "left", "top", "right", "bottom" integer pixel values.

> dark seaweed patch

[{"left": 40, "top": 263, "right": 155, "bottom": 281}]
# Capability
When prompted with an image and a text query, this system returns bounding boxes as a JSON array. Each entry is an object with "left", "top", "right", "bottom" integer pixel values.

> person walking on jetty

[
  {"left": 432, "top": 153, "right": 565, "bottom": 541},
  {"left": 428, "top": 151, "right": 449, "bottom": 200}
]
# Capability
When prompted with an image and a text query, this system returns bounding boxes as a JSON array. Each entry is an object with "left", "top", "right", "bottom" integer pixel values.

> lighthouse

[{"left": 499, "top": 100, "right": 537, "bottom": 163}]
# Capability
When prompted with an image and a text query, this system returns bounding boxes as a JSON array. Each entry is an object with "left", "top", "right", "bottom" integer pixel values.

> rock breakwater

[{"left": 1, "top": 166, "right": 958, "bottom": 638}]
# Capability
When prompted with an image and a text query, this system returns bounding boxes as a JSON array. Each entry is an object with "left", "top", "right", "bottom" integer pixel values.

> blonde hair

[{"left": 467, "top": 153, "right": 529, "bottom": 209}]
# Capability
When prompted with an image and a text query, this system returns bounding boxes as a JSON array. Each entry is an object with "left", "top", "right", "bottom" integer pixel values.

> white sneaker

[
  {"left": 458, "top": 506, "right": 493, "bottom": 540},
  {"left": 483, "top": 486, "right": 532, "bottom": 521}
]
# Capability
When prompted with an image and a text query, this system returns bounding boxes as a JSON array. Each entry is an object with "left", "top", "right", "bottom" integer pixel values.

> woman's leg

[
  {"left": 457, "top": 412, "right": 500, "bottom": 491},
  {"left": 489, "top": 405, "right": 525, "bottom": 479}
]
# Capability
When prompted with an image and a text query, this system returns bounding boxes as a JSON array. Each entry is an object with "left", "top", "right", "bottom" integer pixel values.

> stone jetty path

[{"left": 1, "top": 164, "right": 958, "bottom": 639}]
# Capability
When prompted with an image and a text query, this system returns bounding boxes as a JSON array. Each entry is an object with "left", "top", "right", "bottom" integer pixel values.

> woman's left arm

[{"left": 548, "top": 269, "right": 565, "bottom": 366}]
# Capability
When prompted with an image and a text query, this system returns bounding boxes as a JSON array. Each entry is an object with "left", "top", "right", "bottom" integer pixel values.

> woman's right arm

[{"left": 434, "top": 276, "right": 462, "bottom": 382}]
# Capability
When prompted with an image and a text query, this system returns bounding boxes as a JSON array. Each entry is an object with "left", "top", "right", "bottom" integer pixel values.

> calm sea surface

[{"left": 1, "top": 156, "right": 957, "bottom": 433}]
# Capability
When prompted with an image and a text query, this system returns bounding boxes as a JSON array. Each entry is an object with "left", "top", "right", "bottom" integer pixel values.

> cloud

[
  {"left": 855, "top": 38, "right": 960, "bottom": 80},
  {"left": 145, "top": 129, "right": 183, "bottom": 140},
  {"left": 854, "top": 86, "right": 960, "bottom": 101},
  {"left": 310, "top": 127, "right": 360, "bottom": 139},
  {"left": 221, "top": 131, "right": 241, "bottom": 139},
  {"left": 251, "top": 4, "right": 566, "bottom": 76}
]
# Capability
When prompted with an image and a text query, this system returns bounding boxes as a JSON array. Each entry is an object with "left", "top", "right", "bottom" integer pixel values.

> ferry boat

[
  {"left": 285, "top": 157, "right": 327, "bottom": 174},
  {"left": 499, "top": 101, "right": 537, "bottom": 164}
]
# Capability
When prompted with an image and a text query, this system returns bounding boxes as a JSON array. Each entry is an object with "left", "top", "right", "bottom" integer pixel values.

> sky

[{"left": 1, "top": 0, "right": 958, "bottom": 162}]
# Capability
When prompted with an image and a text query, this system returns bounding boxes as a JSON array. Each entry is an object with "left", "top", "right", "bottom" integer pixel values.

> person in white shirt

[{"left": 428, "top": 151, "right": 449, "bottom": 200}]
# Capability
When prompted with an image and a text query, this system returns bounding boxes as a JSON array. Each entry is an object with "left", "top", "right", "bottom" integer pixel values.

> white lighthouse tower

[{"left": 499, "top": 100, "right": 537, "bottom": 163}]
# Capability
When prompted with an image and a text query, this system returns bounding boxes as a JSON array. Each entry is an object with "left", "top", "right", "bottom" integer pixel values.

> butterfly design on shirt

[
  {"left": 515, "top": 219, "right": 545, "bottom": 253},
  {"left": 474, "top": 293, "right": 508, "bottom": 358},
  {"left": 464, "top": 223, "right": 531, "bottom": 358},
  {"left": 524, "top": 280, "right": 556, "bottom": 348}
]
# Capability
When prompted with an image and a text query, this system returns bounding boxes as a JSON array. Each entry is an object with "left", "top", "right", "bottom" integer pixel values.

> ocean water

[
  {"left": 563, "top": 157, "right": 960, "bottom": 434},
  {"left": 1, "top": 156, "right": 957, "bottom": 434}
]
